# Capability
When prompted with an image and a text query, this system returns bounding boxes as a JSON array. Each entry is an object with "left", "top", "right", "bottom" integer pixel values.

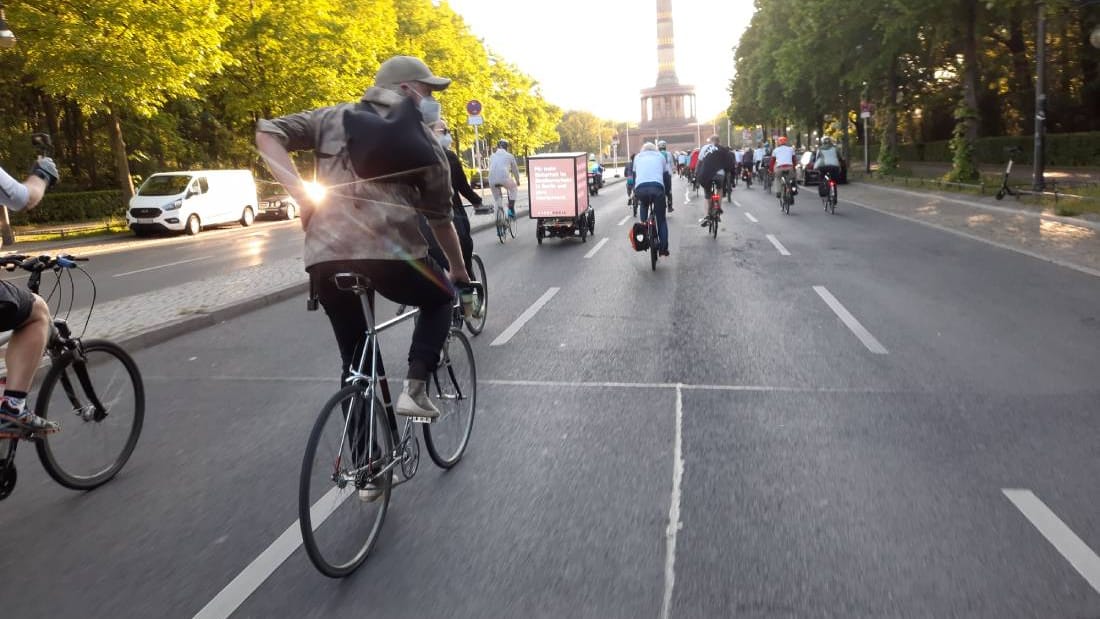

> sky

[{"left": 444, "top": 0, "right": 754, "bottom": 124}]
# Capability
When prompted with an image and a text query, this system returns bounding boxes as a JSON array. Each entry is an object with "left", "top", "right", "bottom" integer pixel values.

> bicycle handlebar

[{"left": 1, "top": 254, "right": 88, "bottom": 273}]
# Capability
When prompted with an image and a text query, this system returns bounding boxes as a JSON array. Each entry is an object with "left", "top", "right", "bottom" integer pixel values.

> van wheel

[
  {"left": 284, "top": 204, "right": 296, "bottom": 220},
  {"left": 241, "top": 207, "right": 255, "bottom": 227},
  {"left": 185, "top": 215, "right": 201, "bottom": 236}
]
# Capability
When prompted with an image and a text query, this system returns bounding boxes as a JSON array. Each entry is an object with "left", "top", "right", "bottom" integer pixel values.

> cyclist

[
  {"left": 420, "top": 118, "right": 478, "bottom": 275},
  {"left": 694, "top": 135, "right": 736, "bottom": 226},
  {"left": 753, "top": 142, "right": 766, "bottom": 176},
  {"left": 741, "top": 146, "right": 755, "bottom": 185},
  {"left": 634, "top": 142, "right": 672, "bottom": 256},
  {"left": 489, "top": 139, "right": 521, "bottom": 219},
  {"left": 769, "top": 136, "right": 797, "bottom": 201},
  {"left": 0, "top": 156, "right": 61, "bottom": 436},
  {"left": 814, "top": 136, "right": 842, "bottom": 195},
  {"left": 624, "top": 153, "right": 636, "bottom": 206},
  {"left": 256, "top": 54, "right": 470, "bottom": 420}
]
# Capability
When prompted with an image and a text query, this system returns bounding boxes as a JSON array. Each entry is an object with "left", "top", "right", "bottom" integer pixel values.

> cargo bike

[{"left": 527, "top": 152, "right": 596, "bottom": 245}]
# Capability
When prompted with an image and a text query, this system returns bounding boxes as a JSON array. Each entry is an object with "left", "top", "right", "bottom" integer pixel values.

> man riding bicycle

[
  {"left": 814, "top": 136, "right": 842, "bottom": 191},
  {"left": 0, "top": 155, "right": 61, "bottom": 437},
  {"left": 256, "top": 55, "right": 470, "bottom": 421},
  {"left": 769, "top": 136, "right": 796, "bottom": 199},
  {"left": 489, "top": 139, "right": 521, "bottom": 219},
  {"left": 634, "top": 142, "right": 672, "bottom": 256},
  {"left": 657, "top": 141, "right": 674, "bottom": 212},
  {"left": 694, "top": 135, "right": 736, "bottom": 226}
]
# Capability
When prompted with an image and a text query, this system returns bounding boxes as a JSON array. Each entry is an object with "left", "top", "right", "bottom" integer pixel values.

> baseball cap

[{"left": 375, "top": 55, "right": 452, "bottom": 91}]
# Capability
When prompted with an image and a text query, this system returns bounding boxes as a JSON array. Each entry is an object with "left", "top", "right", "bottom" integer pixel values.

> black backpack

[{"left": 342, "top": 96, "right": 438, "bottom": 185}]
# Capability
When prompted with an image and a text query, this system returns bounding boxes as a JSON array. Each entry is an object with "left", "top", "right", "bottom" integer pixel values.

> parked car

[
  {"left": 127, "top": 170, "right": 259, "bottom": 236},
  {"left": 258, "top": 188, "right": 299, "bottom": 220}
]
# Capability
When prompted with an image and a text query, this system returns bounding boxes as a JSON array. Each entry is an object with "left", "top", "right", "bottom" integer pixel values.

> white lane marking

[
  {"left": 813, "top": 286, "right": 889, "bottom": 354},
  {"left": 114, "top": 256, "right": 209, "bottom": 277},
  {"left": 846, "top": 197, "right": 1100, "bottom": 280},
  {"left": 584, "top": 237, "right": 609, "bottom": 259},
  {"left": 1004, "top": 489, "right": 1100, "bottom": 594},
  {"left": 617, "top": 215, "right": 632, "bottom": 226},
  {"left": 490, "top": 287, "right": 560, "bottom": 346},
  {"left": 765, "top": 234, "right": 791, "bottom": 256},
  {"left": 733, "top": 200, "right": 742, "bottom": 208},
  {"left": 660, "top": 384, "right": 685, "bottom": 619},
  {"left": 193, "top": 485, "right": 347, "bottom": 619},
  {"left": 744, "top": 212, "right": 758, "bottom": 223}
]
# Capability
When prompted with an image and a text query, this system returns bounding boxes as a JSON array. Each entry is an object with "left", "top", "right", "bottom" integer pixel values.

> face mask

[
  {"left": 437, "top": 133, "right": 453, "bottom": 149},
  {"left": 418, "top": 95, "right": 441, "bottom": 124}
]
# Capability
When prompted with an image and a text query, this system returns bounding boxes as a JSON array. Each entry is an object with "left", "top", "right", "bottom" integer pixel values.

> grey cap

[{"left": 374, "top": 55, "right": 452, "bottom": 90}]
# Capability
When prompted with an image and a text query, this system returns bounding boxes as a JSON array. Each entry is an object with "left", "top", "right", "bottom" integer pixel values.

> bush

[
  {"left": 9, "top": 189, "right": 126, "bottom": 225},
  {"left": 898, "top": 131, "right": 1100, "bottom": 166}
]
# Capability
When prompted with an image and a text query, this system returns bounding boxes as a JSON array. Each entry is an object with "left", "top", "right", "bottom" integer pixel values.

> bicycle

[
  {"left": 821, "top": 171, "right": 838, "bottom": 214},
  {"left": 464, "top": 253, "right": 488, "bottom": 336},
  {"left": 492, "top": 188, "right": 517, "bottom": 244},
  {"left": 0, "top": 254, "right": 145, "bottom": 501},
  {"left": 299, "top": 275, "right": 482, "bottom": 577},
  {"left": 778, "top": 171, "right": 795, "bottom": 215},
  {"left": 705, "top": 180, "right": 723, "bottom": 239}
]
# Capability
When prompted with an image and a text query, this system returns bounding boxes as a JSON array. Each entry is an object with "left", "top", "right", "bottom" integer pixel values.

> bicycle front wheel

[
  {"left": 35, "top": 339, "right": 144, "bottom": 491},
  {"left": 495, "top": 209, "right": 506, "bottom": 244},
  {"left": 300, "top": 385, "right": 392, "bottom": 578},
  {"left": 465, "top": 253, "right": 488, "bottom": 336},
  {"left": 424, "top": 331, "right": 476, "bottom": 468}
]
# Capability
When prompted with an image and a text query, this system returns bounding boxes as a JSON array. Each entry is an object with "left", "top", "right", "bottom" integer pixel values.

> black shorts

[{"left": 0, "top": 280, "right": 35, "bottom": 332}]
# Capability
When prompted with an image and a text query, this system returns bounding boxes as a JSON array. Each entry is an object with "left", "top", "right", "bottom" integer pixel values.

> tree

[
  {"left": 11, "top": 0, "right": 231, "bottom": 200},
  {"left": 557, "top": 111, "right": 604, "bottom": 154}
]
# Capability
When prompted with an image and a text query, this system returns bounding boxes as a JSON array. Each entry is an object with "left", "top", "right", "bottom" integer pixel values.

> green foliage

[
  {"left": 9, "top": 190, "right": 126, "bottom": 225},
  {"left": 946, "top": 103, "right": 981, "bottom": 182},
  {"left": 897, "top": 132, "right": 1100, "bottom": 166}
]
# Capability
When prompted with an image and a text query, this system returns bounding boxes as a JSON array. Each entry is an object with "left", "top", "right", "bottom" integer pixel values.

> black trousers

[
  {"left": 421, "top": 211, "right": 473, "bottom": 275},
  {"left": 309, "top": 258, "right": 454, "bottom": 382}
]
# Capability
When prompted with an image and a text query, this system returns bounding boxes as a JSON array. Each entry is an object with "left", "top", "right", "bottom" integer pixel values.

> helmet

[
  {"left": 657, "top": 140, "right": 667, "bottom": 150},
  {"left": 822, "top": 136, "right": 834, "bottom": 146},
  {"left": 777, "top": 136, "right": 788, "bottom": 146},
  {"left": 497, "top": 139, "right": 509, "bottom": 149}
]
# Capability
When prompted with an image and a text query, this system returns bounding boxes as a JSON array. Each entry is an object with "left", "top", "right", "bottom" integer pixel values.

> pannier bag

[{"left": 629, "top": 222, "right": 650, "bottom": 252}]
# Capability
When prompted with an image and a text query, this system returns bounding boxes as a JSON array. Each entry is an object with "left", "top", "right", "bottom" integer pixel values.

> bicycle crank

[{"left": 400, "top": 435, "right": 420, "bottom": 480}]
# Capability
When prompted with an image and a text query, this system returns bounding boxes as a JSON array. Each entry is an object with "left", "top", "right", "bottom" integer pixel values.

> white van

[{"left": 127, "top": 170, "right": 259, "bottom": 236}]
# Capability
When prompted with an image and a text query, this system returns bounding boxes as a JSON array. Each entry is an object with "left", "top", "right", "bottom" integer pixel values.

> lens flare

[{"left": 303, "top": 180, "right": 326, "bottom": 203}]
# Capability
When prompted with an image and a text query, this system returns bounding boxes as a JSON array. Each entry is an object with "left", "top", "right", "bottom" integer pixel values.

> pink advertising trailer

[{"left": 526, "top": 152, "right": 596, "bottom": 245}]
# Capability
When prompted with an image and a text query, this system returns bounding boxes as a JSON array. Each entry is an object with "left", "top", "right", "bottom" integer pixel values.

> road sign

[
  {"left": 467, "top": 114, "right": 484, "bottom": 126},
  {"left": 466, "top": 100, "right": 482, "bottom": 116},
  {"left": 860, "top": 111, "right": 871, "bottom": 119},
  {"left": 860, "top": 101, "right": 875, "bottom": 118}
]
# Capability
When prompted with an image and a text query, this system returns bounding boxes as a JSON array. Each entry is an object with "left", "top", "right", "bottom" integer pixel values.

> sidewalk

[
  {"left": 841, "top": 182, "right": 1100, "bottom": 278},
  {"left": 897, "top": 161, "right": 1100, "bottom": 186}
]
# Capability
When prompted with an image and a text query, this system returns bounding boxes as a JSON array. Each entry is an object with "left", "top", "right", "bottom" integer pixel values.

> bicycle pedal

[{"left": 409, "top": 415, "right": 436, "bottom": 424}]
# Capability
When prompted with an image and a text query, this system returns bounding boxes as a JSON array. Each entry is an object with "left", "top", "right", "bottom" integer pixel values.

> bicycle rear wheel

[
  {"left": 300, "top": 385, "right": 392, "bottom": 578},
  {"left": 649, "top": 229, "right": 658, "bottom": 270},
  {"left": 424, "top": 331, "right": 476, "bottom": 468},
  {"left": 710, "top": 214, "right": 718, "bottom": 239},
  {"left": 35, "top": 339, "right": 144, "bottom": 490},
  {"left": 464, "top": 254, "right": 488, "bottom": 336},
  {"left": 495, "top": 209, "right": 506, "bottom": 244}
]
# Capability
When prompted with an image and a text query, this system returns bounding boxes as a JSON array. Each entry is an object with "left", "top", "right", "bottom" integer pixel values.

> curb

[{"left": 115, "top": 281, "right": 309, "bottom": 353}]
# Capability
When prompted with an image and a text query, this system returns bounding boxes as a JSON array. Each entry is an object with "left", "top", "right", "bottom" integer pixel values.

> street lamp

[{"left": 0, "top": 3, "right": 16, "bottom": 49}]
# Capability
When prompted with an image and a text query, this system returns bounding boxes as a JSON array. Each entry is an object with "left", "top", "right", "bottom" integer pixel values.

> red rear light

[{"left": 712, "top": 194, "right": 720, "bottom": 200}]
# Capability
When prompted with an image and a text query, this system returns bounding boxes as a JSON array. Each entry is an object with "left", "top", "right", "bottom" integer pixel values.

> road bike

[
  {"left": 821, "top": 171, "right": 838, "bottom": 214},
  {"left": 299, "top": 275, "right": 482, "bottom": 577},
  {"left": 0, "top": 254, "right": 145, "bottom": 501},
  {"left": 704, "top": 180, "right": 723, "bottom": 239},
  {"left": 492, "top": 185, "right": 517, "bottom": 243},
  {"left": 778, "top": 171, "right": 795, "bottom": 215}
]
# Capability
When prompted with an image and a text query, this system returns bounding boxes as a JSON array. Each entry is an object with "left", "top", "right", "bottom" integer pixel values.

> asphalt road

[{"left": 3, "top": 175, "right": 1100, "bottom": 618}]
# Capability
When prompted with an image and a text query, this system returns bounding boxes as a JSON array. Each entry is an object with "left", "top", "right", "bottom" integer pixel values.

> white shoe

[
  {"left": 359, "top": 484, "right": 383, "bottom": 502},
  {"left": 395, "top": 379, "right": 440, "bottom": 419}
]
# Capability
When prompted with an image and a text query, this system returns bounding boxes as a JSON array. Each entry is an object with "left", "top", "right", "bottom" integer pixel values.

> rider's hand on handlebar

[
  {"left": 31, "top": 157, "right": 59, "bottom": 188},
  {"left": 448, "top": 266, "right": 471, "bottom": 285}
]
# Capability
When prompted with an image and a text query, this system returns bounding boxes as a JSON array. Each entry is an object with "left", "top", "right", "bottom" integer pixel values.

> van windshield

[{"left": 138, "top": 175, "right": 192, "bottom": 197}]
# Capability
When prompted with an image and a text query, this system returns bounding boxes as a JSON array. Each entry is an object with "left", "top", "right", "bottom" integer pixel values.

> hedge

[
  {"left": 895, "top": 131, "right": 1100, "bottom": 166},
  {"left": 10, "top": 189, "right": 126, "bottom": 225}
]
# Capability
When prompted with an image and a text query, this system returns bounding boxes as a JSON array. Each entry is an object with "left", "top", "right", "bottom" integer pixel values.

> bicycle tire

[
  {"left": 464, "top": 254, "right": 488, "bottom": 336},
  {"left": 423, "top": 330, "right": 476, "bottom": 468},
  {"left": 495, "top": 209, "right": 506, "bottom": 244},
  {"left": 711, "top": 214, "right": 718, "bottom": 239},
  {"left": 34, "top": 339, "right": 145, "bottom": 491},
  {"left": 507, "top": 212, "right": 517, "bottom": 239},
  {"left": 649, "top": 228, "right": 658, "bottom": 271},
  {"left": 300, "top": 385, "right": 392, "bottom": 578}
]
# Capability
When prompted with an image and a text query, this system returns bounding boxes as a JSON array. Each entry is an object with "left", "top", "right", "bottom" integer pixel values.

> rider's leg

[
  {"left": 453, "top": 211, "right": 474, "bottom": 275},
  {"left": 506, "top": 181, "right": 518, "bottom": 218},
  {"left": 491, "top": 184, "right": 503, "bottom": 211},
  {"left": 654, "top": 192, "right": 670, "bottom": 254},
  {"left": 0, "top": 290, "right": 55, "bottom": 434}
]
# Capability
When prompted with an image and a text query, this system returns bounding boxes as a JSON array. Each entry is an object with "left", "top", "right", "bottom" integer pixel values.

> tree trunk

[
  {"left": 880, "top": 57, "right": 899, "bottom": 171},
  {"left": 962, "top": 0, "right": 980, "bottom": 143},
  {"left": 1080, "top": 11, "right": 1100, "bottom": 131},
  {"left": 1003, "top": 10, "right": 1034, "bottom": 133},
  {"left": 108, "top": 106, "right": 134, "bottom": 201}
]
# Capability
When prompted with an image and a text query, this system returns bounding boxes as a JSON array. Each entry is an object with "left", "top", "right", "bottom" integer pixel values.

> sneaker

[
  {"left": 395, "top": 379, "right": 439, "bottom": 419},
  {"left": 0, "top": 405, "right": 59, "bottom": 437},
  {"left": 659, "top": 249, "right": 670, "bottom": 257},
  {"left": 699, "top": 217, "right": 710, "bottom": 227},
  {"left": 359, "top": 483, "right": 383, "bottom": 502},
  {"left": 666, "top": 205, "right": 674, "bottom": 213}
]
